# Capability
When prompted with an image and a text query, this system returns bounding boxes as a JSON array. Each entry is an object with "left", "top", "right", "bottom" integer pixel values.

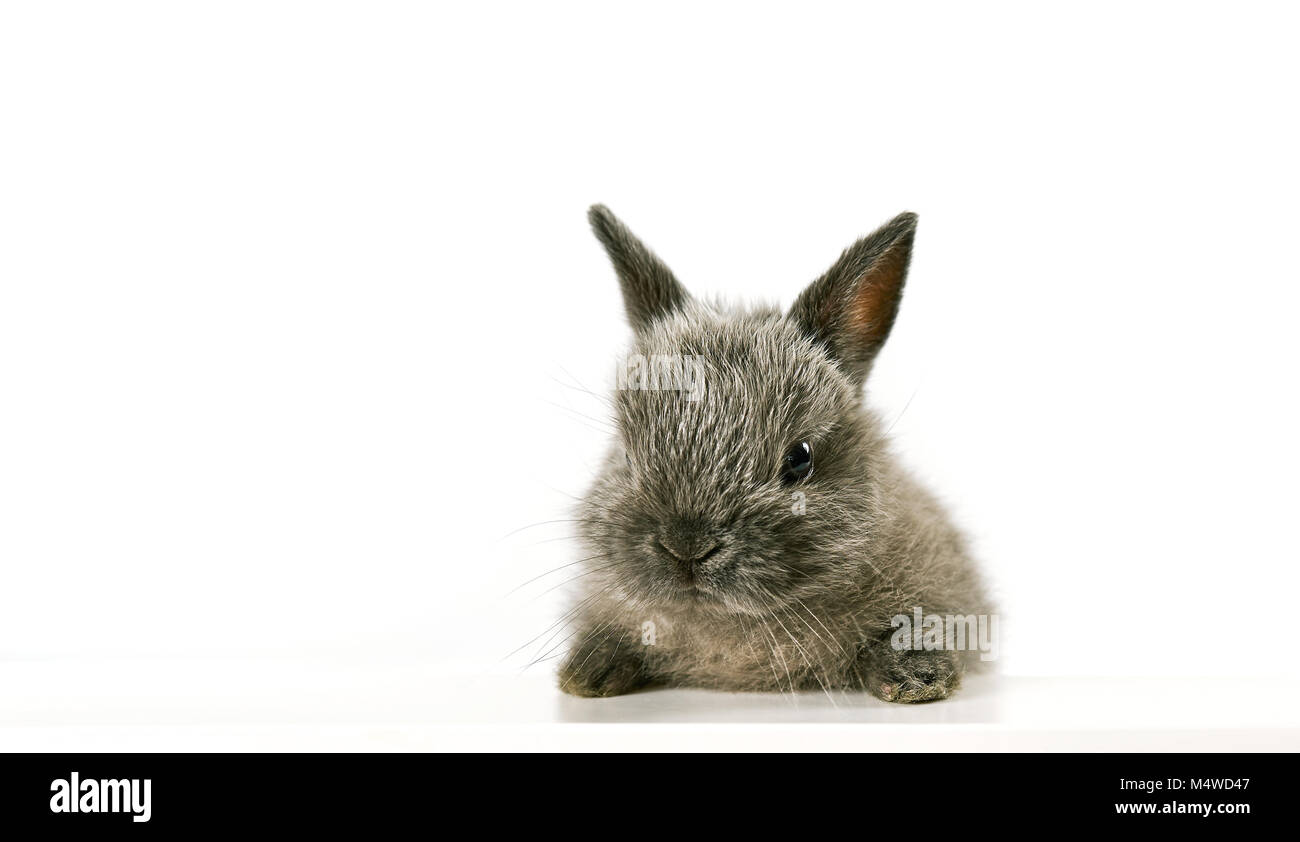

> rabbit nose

[{"left": 656, "top": 533, "right": 723, "bottom": 569}]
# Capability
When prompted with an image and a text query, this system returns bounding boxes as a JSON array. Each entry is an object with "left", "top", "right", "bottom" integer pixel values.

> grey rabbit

[{"left": 558, "top": 205, "right": 992, "bottom": 702}]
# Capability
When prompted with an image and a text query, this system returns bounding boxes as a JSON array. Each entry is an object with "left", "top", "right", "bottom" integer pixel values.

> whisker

[
  {"left": 544, "top": 588, "right": 638, "bottom": 676},
  {"left": 502, "top": 589, "right": 604, "bottom": 662},
  {"left": 790, "top": 596, "right": 849, "bottom": 658},
  {"left": 529, "top": 559, "right": 622, "bottom": 601},
  {"left": 502, "top": 514, "right": 631, "bottom": 541},
  {"left": 543, "top": 399, "right": 617, "bottom": 431},
  {"left": 530, "top": 587, "right": 636, "bottom": 669},
  {"left": 771, "top": 604, "right": 838, "bottom": 706},
  {"left": 552, "top": 368, "right": 614, "bottom": 406},
  {"left": 504, "top": 552, "right": 615, "bottom": 596}
]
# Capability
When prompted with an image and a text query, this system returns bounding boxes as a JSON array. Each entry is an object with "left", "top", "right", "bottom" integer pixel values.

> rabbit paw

[
  {"left": 558, "top": 632, "right": 649, "bottom": 698},
  {"left": 860, "top": 646, "right": 963, "bottom": 703}
]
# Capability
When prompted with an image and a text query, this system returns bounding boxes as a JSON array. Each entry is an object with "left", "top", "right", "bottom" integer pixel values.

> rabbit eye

[{"left": 782, "top": 441, "right": 813, "bottom": 484}]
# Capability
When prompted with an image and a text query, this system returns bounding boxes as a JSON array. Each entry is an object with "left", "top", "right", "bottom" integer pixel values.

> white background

[{"left": 3, "top": 0, "right": 1299, "bottom": 709}]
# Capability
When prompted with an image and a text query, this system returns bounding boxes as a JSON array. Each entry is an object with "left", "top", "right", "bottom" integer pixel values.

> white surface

[
  {"left": 2, "top": 1, "right": 1300, "bottom": 744},
  {"left": 2, "top": 659, "right": 1296, "bottom": 751}
]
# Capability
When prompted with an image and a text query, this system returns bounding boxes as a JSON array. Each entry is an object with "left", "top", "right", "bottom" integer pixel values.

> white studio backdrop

[{"left": 2, "top": 2, "right": 1298, "bottom": 680}]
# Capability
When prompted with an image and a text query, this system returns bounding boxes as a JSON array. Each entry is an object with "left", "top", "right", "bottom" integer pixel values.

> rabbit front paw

[
  {"left": 558, "top": 631, "right": 649, "bottom": 698},
  {"left": 858, "top": 645, "right": 963, "bottom": 703}
]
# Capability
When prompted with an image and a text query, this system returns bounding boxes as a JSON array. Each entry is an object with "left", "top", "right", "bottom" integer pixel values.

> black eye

[{"left": 782, "top": 441, "right": 813, "bottom": 485}]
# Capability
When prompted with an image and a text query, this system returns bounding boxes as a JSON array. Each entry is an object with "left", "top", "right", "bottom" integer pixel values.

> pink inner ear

[{"left": 846, "top": 243, "right": 907, "bottom": 351}]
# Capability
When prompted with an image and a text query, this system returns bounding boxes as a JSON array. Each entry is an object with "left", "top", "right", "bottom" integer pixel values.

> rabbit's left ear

[
  {"left": 589, "top": 204, "right": 690, "bottom": 333},
  {"left": 788, "top": 212, "right": 917, "bottom": 382}
]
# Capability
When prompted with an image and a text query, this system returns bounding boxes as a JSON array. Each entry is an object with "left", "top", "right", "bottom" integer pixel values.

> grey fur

[
  {"left": 588, "top": 204, "right": 691, "bottom": 333},
  {"left": 560, "top": 206, "right": 990, "bottom": 702},
  {"left": 788, "top": 211, "right": 916, "bottom": 383}
]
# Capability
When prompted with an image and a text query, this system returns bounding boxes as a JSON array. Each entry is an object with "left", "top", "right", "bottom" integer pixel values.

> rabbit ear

[
  {"left": 589, "top": 204, "right": 690, "bottom": 332},
  {"left": 788, "top": 212, "right": 917, "bottom": 381}
]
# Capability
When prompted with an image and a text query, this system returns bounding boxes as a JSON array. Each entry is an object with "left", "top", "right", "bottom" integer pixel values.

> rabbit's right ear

[
  {"left": 788, "top": 212, "right": 918, "bottom": 383},
  {"left": 589, "top": 204, "right": 690, "bottom": 333}
]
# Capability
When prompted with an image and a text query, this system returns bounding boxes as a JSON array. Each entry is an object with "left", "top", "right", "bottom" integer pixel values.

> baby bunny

[{"left": 558, "top": 205, "right": 991, "bottom": 703}]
